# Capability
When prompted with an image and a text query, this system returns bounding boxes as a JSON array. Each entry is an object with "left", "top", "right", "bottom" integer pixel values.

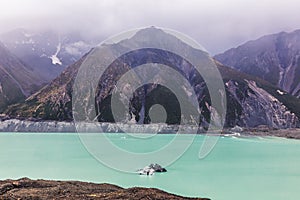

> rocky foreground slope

[{"left": 0, "top": 178, "right": 209, "bottom": 200}]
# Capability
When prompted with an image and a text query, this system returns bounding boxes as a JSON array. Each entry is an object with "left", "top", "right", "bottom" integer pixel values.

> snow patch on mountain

[
  {"left": 49, "top": 42, "right": 62, "bottom": 65},
  {"left": 50, "top": 55, "right": 62, "bottom": 65},
  {"left": 277, "top": 89, "right": 285, "bottom": 95}
]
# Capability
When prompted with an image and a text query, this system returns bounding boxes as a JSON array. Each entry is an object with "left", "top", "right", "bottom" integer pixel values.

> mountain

[
  {"left": 215, "top": 30, "right": 300, "bottom": 98},
  {"left": 5, "top": 27, "right": 300, "bottom": 128},
  {"left": 0, "top": 42, "right": 44, "bottom": 112},
  {"left": 0, "top": 29, "right": 95, "bottom": 82}
]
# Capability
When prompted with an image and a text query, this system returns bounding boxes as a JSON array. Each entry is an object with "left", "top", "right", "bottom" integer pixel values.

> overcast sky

[{"left": 0, "top": 0, "right": 299, "bottom": 54}]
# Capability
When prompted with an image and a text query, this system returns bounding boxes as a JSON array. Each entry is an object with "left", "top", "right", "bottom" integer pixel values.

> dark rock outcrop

[{"left": 149, "top": 163, "right": 167, "bottom": 172}]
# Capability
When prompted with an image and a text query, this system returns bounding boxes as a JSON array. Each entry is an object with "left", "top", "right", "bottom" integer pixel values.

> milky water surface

[{"left": 0, "top": 133, "right": 299, "bottom": 200}]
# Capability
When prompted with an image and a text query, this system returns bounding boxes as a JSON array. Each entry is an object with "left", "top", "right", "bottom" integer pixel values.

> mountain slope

[
  {"left": 0, "top": 42, "right": 45, "bottom": 111},
  {"left": 215, "top": 30, "right": 300, "bottom": 98},
  {"left": 0, "top": 67, "right": 24, "bottom": 112},
  {"left": 5, "top": 28, "right": 300, "bottom": 128},
  {"left": 0, "top": 29, "right": 95, "bottom": 82}
]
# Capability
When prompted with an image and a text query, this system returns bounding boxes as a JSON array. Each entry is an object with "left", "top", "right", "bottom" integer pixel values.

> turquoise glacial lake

[{"left": 0, "top": 133, "right": 299, "bottom": 200}]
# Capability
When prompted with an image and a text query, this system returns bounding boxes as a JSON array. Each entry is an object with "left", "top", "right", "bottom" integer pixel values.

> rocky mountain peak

[
  {"left": 4, "top": 28, "right": 300, "bottom": 128},
  {"left": 215, "top": 29, "right": 300, "bottom": 98}
]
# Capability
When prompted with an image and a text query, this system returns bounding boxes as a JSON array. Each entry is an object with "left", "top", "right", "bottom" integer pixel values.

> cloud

[{"left": 0, "top": 0, "right": 300, "bottom": 54}]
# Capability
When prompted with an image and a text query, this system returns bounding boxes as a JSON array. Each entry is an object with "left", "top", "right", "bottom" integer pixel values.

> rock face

[
  {"left": 0, "top": 28, "right": 95, "bottom": 82},
  {"left": 0, "top": 42, "right": 45, "bottom": 112},
  {"left": 215, "top": 30, "right": 300, "bottom": 98},
  {"left": 5, "top": 27, "right": 300, "bottom": 128},
  {"left": 0, "top": 178, "right": 208, "bottom": 200},
  {"left": 224, "top": 78, "right": 299, "bottom": 128}
]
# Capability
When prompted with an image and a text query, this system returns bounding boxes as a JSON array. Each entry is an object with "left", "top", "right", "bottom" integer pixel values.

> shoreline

[
  {"left": 0, "top": 178, "right": 209, "bottom": 200},
  {"left": 0, "top": 119, "right": 299, "bottom": 139}
]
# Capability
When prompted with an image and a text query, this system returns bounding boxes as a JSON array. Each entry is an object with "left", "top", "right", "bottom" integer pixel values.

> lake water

[{"left": 0, "top": 133, "right": 299, "bottom": 200}]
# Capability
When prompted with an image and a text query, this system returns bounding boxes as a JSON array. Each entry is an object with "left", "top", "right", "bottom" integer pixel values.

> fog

[{"left": 1, "top": 0, "right": 300, "bottom": 54}]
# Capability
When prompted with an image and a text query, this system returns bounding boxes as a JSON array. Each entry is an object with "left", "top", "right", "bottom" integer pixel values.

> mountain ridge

[
  {"left": 0, "top": 28, "right": 96, "bottom": 82},
  {"left": 215, "top": 29, "right": 300, "bottom": 98},
  {"left": 0, "top": 42, "right": 47, "bottom": 112},
  {"left": 5, "top": 27, "right": 300, "bottom": 128}
]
